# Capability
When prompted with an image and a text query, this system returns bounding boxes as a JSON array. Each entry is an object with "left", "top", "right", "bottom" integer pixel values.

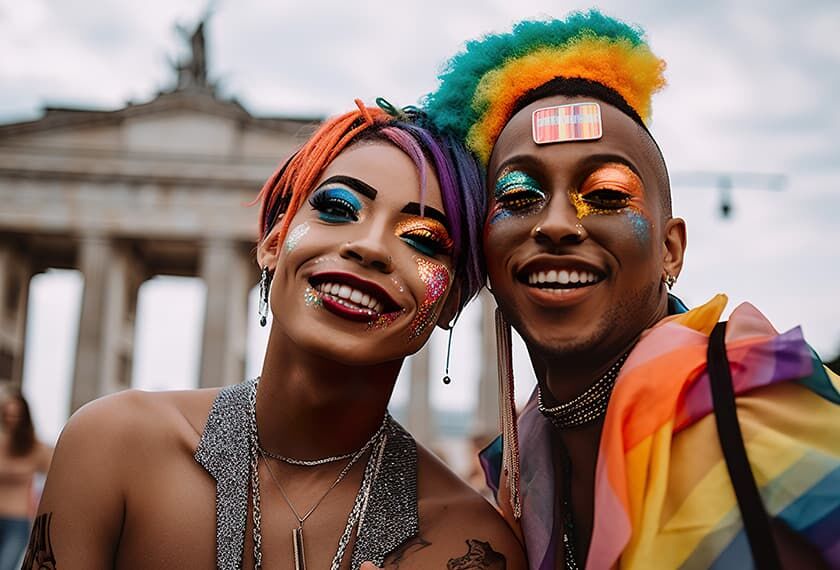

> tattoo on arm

[
  {"left": 383, "top": 535, "right": 432, "bottom": 568},
  {"left": 447, "top": 539, "right": 506, "bottom": 570},
  {"left": 22, "top": 512, "right": 58, "bottom": 569}
]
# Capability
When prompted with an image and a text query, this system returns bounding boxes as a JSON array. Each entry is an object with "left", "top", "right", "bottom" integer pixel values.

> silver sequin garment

[{"left": 194, "top": 378, "right": 419, "bottom": 569}]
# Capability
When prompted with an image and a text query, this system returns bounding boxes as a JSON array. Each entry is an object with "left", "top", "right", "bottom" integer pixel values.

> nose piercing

[
  {"left": 532, "top": 226, "right": 545, "bottom": 239},
  {"left": 575, "top": 223, "right": 584, "bottom": 237}
]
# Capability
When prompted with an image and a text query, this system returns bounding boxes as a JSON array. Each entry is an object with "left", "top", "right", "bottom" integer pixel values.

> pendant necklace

[{"left": 247, "top": 378, "right": 388, "bottom": 569}]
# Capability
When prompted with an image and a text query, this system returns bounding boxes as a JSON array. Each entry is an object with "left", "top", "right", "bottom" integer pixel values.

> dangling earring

[
  {"left": 495, "top": 308, "right": 521, "bottom": 519},
  {"left": 258, "top": 267, "right": 271, "bottom": 327},
  {"left": 663, "top": 273, "right": 677, "bottom": 290},
  {"left": 442, "top": 326, "right": 454, "bottom": 385}
]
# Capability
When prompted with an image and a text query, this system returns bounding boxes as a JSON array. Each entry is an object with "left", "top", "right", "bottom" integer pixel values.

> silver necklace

[
  {"left": 248, "top": 378, "right": 388, "bottom": 570},
  {"left": 538, "top": 350, "right": 630, "bottom": 429}
]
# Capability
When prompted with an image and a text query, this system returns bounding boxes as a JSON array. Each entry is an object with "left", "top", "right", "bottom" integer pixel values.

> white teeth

[
  {"left": 526, "top": 269, "right": 601, "bottom": 286},
  {"left": 314, "top": 281, "right": 388, "bottom": 313}
]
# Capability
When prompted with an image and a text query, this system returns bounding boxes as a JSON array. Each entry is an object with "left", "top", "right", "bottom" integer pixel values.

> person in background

[{"left": 0, "top": 390, "right": 52, "bottom": 570}]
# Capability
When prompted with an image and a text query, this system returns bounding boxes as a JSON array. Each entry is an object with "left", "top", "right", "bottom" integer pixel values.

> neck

[
  {"left": 256, "top": 330, "right": 402, "bottom": 461},
  {"left": 538, "top": 296, "right": 669, "bottom": 405}
]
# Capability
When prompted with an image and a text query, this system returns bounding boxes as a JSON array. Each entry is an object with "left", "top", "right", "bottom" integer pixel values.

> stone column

[
  {"left": 0, "top": 241, "right": 33, "bottom": 388},
  {"left": 406, "top": 344, "right": 435, "bottom": 444},
  {"left": 72, "top": 236, "right": 144, "bottom": 412},
  {"left": 473, "top": 290, "right": 500, "bottom": 436},
  {"left": 198, "top": 239, "right": 251, "bottom": 388}
]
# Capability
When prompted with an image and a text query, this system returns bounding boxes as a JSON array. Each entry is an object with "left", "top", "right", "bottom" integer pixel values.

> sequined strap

[
  {"left": 350, "top": 419, "right": 420, "bottom": 568},
  {"left": 194, "top": 378, "right": 255, "bottom": 570}
]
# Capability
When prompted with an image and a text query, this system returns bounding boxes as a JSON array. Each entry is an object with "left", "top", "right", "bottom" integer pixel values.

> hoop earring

[
  {"left": 258, "top": 267, "right": 271, "bottom": 327},
  {"left": 442, "top": 326, "right": 454, "bottom": 385},
  {"left": 495, "top": 308, "right": 521, "bottom": 519}
]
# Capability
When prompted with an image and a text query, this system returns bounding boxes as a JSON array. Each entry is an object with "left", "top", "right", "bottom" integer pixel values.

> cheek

[
  {"left": 283, "top": 222, "right": 310, "bottom": 253},
  {"left": 626, "top": 210, "right": 653, "bottom": 245},
  {"left": 408, "top": 257, "right": 451, "bottom": 341}
]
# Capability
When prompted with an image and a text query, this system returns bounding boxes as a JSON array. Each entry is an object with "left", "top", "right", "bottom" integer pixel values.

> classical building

[
  {"left": 0, "top": 23, "right": 500, "bottom": 442},
  {"left": 0, "top": 24, "right": 315, "bottom": 412}
]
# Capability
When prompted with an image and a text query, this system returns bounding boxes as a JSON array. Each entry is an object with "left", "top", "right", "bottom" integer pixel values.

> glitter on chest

[{"left": 408, "top": 258, "right": 450, "bottom": 340}]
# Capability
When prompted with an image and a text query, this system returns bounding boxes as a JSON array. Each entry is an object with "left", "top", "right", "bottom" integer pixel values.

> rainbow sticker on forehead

[{"left": 532, "top": 102, "right": 602, "bottom": 145}]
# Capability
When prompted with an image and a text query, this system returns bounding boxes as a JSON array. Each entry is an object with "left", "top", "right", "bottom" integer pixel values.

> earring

[
  {"left": 663, "top": 273, "right": 677, "bottom": 290},
  {"left": 495, "top": 308, "right": 521, "bottom": 519},
  {"left": 442, "top": 327, "right": 454, "bottom": 385},
  {"left": 258, "top": 267, "right": 271, "bottom": 327}
]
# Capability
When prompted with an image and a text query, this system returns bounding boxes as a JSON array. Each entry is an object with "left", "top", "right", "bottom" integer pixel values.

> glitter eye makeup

[
  {"left": 408, "top": 257, "right": 450, "bottom": 340},
  {"left": 570, "top": 163, "right": 647, "bottom": 218},
  {"left": 308, "top": 186, "right": 363, "bottom": 223},
  {"left": 394, "top": 218, "right": 454, "bottom": 257},
  {"left": 489, "top": 169, "right": 547, "bottom": 224},
  {"left": 284, "top": 222, "right": 310, "bottom": 253}
]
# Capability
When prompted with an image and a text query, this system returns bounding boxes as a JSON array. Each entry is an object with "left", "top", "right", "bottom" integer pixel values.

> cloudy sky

[{"left": 3, "top": 0, "right": 839, "bottom": 441}]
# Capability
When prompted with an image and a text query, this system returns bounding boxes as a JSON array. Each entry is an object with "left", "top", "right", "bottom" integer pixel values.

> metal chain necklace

[
  {"left": 538, "top": 350, "right": 631, "bottom": 429},
  {"left": 247, "top": 378, "right": 388, "bottom": 570}
]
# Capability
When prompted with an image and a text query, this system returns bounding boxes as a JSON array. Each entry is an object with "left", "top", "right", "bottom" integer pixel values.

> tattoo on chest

[
  {"left": 22, "top": 512, "right": 57, "bottom": 569},
  {"left": 447, "top": 539, "right": 506, "bottom": 569},
  {"left": 384, "top": 535, "right": 432, "bottom": 568}
]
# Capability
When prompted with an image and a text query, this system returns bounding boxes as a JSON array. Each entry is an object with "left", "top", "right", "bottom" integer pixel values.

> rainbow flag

[{"left": 482, "top": 295, "right": 840, "bottom": 569}]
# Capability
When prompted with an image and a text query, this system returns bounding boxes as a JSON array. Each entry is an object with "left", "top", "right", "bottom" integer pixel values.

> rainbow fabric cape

[{"left": 481, "top": 295, "right": 840, "bottom": 568}]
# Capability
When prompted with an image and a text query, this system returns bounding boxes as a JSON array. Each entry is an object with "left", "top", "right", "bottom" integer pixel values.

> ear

[
  {"left": 436, "top": 283, "right": 462, "bottom": 330},
  {"left": 662, "top": 216, "right": 687, "bottom": 279},
  {"left": 256, "top": 214, "right": 285, "bottom": 271}
]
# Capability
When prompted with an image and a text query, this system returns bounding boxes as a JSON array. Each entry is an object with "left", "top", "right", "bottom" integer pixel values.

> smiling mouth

[
  {"left": 308, "top": 273, "right": 401, "bottom": 323},
  {"left": 520, "top": 268, "right": 605, "bottom": 290}
]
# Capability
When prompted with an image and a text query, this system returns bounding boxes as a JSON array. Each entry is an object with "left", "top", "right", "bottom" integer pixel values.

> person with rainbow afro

[{"left": 425, "top": 9, "right": 840, "bottom": 569}]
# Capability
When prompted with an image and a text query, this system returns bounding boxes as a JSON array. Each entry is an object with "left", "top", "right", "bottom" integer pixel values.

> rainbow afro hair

[{"left": 424, "top": 10, "right": 666, "bottom": 164}]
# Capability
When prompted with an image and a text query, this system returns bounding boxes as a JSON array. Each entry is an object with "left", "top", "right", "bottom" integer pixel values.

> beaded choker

[{"left": 538, "top": 350, "right": 631, "bottom": 429}]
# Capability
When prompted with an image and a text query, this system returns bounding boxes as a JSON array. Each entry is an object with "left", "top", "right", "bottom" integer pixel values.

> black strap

[{"left": 707, "top": 321, "right": 781, "bottom": 569}]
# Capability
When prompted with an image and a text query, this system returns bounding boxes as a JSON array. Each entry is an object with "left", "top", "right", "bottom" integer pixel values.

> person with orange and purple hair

[
  {"left": 425, "top": 10, "right": 840, "bottom": 569},
  {"left": 23, "top": 100, "right": 526, "bottom": 569}
]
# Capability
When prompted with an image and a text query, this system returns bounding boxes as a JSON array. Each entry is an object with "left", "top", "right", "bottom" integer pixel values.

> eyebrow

[
  {"left": 316, "top": 175, "right": 378, "bottom": 199},
  {"left": 400, "top": 202, "right": 450, "bottom": 229}
]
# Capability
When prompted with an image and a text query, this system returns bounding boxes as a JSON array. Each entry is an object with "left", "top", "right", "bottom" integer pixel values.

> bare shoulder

[
  {"left": 61, "top": 387, "right": 219, "bottom": 450},
  {"left": 380, "top": 444, "right": 525, "bottom": 569}
]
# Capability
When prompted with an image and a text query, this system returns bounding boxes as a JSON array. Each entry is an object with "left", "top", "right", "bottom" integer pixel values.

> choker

[
  {"left": 258, "top": 415, "right": 389, "bottom": 467},
  {"left": 538, "top": 350, "right": 631, "bottom": 429}
]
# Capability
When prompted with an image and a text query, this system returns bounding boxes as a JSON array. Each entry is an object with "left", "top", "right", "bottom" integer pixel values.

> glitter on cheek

[
  {"left": 627, "top": 210, "right": 652, "bottom": 244},
  {"left": 367, "top": 309, "right": 406, "bottom": 331},
  {"left": 284, "top": 223, "right": 309, "bottom": 253},
  {"left": 303, "top": 286, "right": 322, "bottom": 308},
  {"left": 408, "top": 258, "right": 451, "bottom": 341}
]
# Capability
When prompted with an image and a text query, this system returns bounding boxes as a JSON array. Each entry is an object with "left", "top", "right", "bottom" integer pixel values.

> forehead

[
  {"left": 489, "top": 95, "right": 662, "bottom": 191},
  {"left": 316, "top": 141, "right": 444, "bottom": 210}
]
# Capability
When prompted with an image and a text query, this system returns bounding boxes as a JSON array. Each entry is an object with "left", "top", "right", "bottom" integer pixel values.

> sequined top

[{"left": 194, "top": 378, "right": 420, "bottom": 569}]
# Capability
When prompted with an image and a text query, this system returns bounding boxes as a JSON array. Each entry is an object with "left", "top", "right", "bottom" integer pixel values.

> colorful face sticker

[
  {"left": 284, "top": 222, "right": 310, "bottom": 253},
  {"left": 569, "top": 163, "right": 652, "bottom": 243},
  {"left": 488, "top": 169, "right": 547, "bottom": 225},
  {"left": 532, "top": 102, "right": 602, "bottom": 145},
  {"left": 394, "top": 217, "right": 454, "bottom": 257},
  {"left": 408, "top": 257, "right": 450, "bottom": 340}
]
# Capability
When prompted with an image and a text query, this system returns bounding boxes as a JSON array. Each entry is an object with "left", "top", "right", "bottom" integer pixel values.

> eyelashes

[
  {"left": 490, "top": 170, "right": 547, "bottom": 222},
  {"left": 309, "top": 187, "right": 362, "bottom": 222},
  {"left": 395, "top": 219, "right": 454, "bottom": 257}
]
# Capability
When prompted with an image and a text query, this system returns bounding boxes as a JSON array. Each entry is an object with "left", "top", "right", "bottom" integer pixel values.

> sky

[{"left": 2, "top": 0, "right": 839, "bottom": 442}]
